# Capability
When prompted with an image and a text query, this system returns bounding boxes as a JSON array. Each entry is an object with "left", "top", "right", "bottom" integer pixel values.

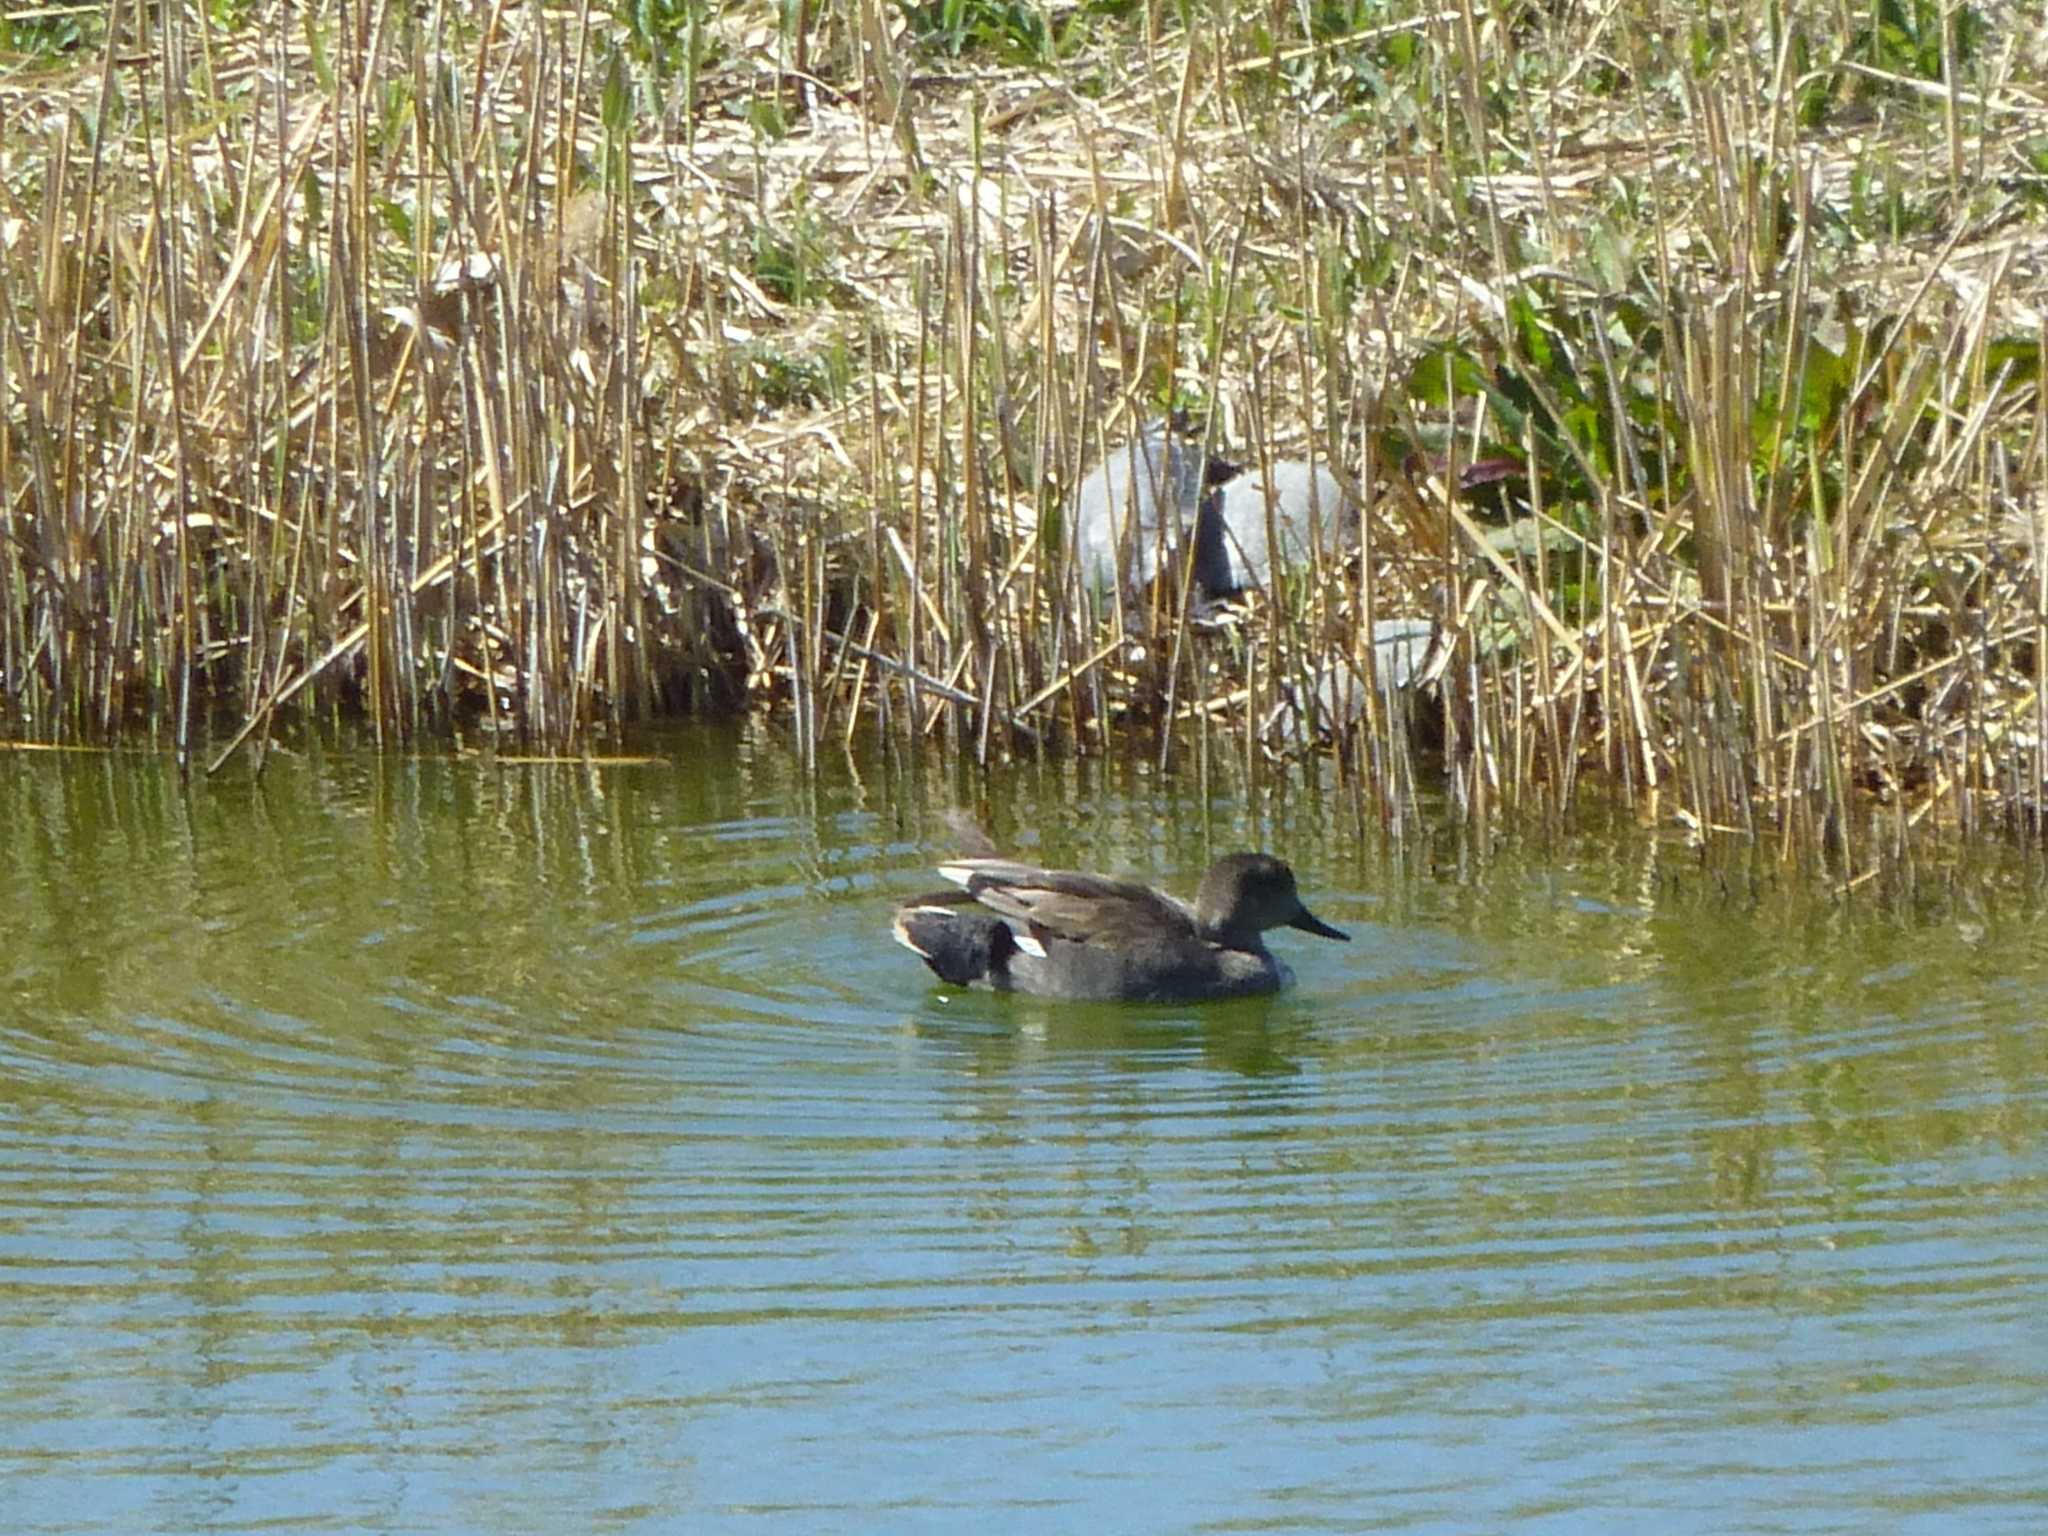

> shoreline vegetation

[{"left": 3, "top": 3, "right": 2046, "bottom": 874}]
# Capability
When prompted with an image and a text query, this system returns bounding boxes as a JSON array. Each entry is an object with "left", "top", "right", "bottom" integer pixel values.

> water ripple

[{"left": 2, "top": 741, "right": 2045, "bottom": 1534}]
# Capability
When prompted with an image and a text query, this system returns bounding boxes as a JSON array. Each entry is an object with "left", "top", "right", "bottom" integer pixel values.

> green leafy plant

[
  {"left": 0, "top": 6, "right": 104, "bottom": 58},
  {"left": 623, "top": 0, "right": 704, "bottom": 78},
  {"left": 739, "top": 339, "right": 852, "bottom": 411},
  {"left": 753, "top": 197, "right": 848, "bottom": 308},
  {"left": 1854, "top": 0, "right": 1984, "bottom": 82},
  {"left": 897, "top": 0, "right": 1058, "bottom": 65}
]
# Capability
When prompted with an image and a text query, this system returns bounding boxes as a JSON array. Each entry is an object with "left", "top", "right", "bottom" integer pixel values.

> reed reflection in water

[{"left": 1, "top": 728, "right": 2044, "bottom": 1534}]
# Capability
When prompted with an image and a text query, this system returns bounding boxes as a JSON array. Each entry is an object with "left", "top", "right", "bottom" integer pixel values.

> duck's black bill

[{"left": 1290, "top": 907, "right": 1349, "bottom": 942}]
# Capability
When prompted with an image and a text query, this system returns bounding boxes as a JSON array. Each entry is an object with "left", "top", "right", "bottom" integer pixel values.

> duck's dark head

[{"left": 1195, "top": 853, "right": 1349, "bottom": 944}]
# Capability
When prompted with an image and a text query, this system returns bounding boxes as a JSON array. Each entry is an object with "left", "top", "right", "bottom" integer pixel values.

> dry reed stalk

[{"left": 1, "top": 2, "right": 2044, "bottom": 868}]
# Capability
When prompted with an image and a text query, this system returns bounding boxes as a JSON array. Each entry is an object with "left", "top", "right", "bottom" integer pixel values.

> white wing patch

[
  {"left": 890, "top": 912, "right": 932, "bottom": 956},
  {"left": 930, "top": 860, "right": 1045, "bottom": 956}
]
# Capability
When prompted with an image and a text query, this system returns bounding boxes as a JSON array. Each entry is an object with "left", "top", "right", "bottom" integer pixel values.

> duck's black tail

[{"left": 892, "top": 890, "right": 1016, "bottom": 988}]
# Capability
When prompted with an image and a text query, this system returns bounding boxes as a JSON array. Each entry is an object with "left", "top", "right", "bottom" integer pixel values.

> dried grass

[{"left": 2, "top": 0, "right": 2046, "bottom": 876}]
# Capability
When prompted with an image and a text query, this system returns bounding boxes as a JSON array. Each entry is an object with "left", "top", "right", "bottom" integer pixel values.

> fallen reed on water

[{"left": 1, "top": 2, "right": 2045, "bottom": 872}]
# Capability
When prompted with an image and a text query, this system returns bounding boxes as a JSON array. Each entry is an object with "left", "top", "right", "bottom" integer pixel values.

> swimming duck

[{"left": 893, "top": 852, "right": 1348, "bottom": 1002}]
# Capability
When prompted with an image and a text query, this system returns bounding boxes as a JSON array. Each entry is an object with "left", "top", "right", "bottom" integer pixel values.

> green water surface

[{"left": 2, "top": 725, "right": 2045, "bottom": 1533}]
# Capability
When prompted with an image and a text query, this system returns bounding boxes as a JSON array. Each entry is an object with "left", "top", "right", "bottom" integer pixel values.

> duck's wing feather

[{"left": 936, "top": 859, "right": 1197, "bottom": 947}]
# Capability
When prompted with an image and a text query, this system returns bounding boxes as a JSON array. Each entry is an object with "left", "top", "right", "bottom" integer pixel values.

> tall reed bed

[{"left": 1, "top": 2, "right": 2044, "bottom": 871}]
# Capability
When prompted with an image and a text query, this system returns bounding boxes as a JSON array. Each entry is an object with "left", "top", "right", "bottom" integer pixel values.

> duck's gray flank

[{"left": 893, "top": 852, "right": 1348, "bottom": 1003}]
